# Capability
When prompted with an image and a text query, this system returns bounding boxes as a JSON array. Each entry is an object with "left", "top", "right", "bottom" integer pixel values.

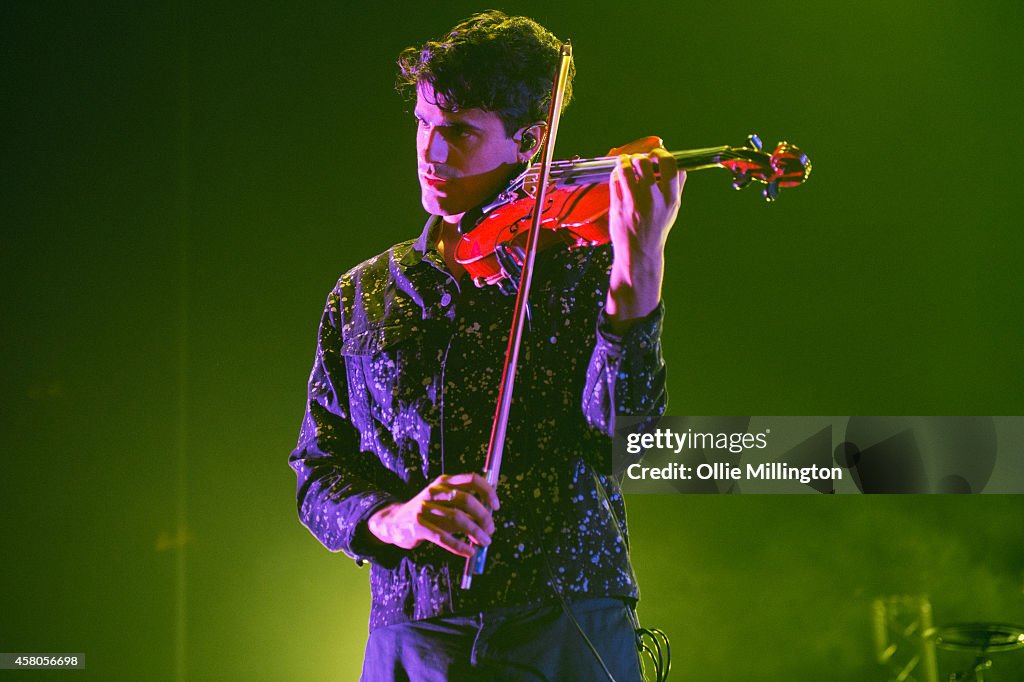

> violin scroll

[{"left": 720, "top": 134, "right": 812, "bottom": 202}]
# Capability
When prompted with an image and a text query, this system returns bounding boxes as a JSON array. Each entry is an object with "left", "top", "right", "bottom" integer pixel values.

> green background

[{"left": 2, "top": 1, "right": 1022, "bottom": 679}]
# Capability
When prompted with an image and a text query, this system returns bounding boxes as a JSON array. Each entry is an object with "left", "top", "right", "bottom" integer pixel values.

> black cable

[
  {"left": 530, "top": 476, "right": 672, "bottom": 682},
  {"left": 635, "top": 627, "right": 671, "bottom": 682},
  {"left": 534, "top": 511, "right": 619, "bottom": 682},
  {"left": 639, "top": 642, "right": 660, "bottom": 681}
]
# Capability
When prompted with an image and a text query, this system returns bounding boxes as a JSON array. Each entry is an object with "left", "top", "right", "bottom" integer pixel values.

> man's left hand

[{"left": 605, "top": 138, "right": 686, "bottom": 332}]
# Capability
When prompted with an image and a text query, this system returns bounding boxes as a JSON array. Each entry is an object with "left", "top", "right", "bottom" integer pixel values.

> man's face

[{"left": 415, "top": 83, "right": 522, "bottom": 222}]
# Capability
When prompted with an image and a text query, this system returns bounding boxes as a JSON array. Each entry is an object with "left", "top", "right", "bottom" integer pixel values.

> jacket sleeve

[
  {"left": 288, "top": 287, "right": 404, "bottom": 567},
  {"left": 582, "top": 300, "right": 668, "bottom": 472}
]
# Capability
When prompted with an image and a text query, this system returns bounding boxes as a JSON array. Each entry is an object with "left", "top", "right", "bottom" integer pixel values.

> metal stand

[{"left": 873, "top": 595, "right": 939, "bottom": 682}]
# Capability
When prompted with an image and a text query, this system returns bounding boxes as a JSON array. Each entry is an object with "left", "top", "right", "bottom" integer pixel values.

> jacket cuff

[
  {"left": 343, "top": 491, "right": 405, "bottom": 567},
  {"left": 596, "top": 300, "right": 665, "bottom": 350}
]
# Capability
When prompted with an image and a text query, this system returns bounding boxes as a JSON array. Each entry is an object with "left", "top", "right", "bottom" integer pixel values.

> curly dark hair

[{"left": 396, "top": 10, "right": 574, "bottom": 137}]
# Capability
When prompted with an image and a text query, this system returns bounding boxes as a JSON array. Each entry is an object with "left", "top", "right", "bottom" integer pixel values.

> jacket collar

[{"left": 399, "top": 214, "right": 443, "bottom": 269}]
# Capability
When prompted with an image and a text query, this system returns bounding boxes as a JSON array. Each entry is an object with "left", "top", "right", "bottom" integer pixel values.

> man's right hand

[{"left": 367, "top": 472, "right": 500, "bottom": 558}]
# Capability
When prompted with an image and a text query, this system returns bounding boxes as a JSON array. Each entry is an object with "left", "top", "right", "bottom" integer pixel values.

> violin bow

[{"left": 461, "top": 41, "right": 574, "bottom": 590}]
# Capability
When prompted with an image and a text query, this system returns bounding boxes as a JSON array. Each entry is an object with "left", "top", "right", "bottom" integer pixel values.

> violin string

[{"left": 513, "top": 146, "right": 757, "bottom": 191}]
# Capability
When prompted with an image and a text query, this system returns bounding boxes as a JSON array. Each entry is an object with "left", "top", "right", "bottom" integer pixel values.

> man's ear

[{"left": 514, "top": 123, "right": 547, "bottom": 163}]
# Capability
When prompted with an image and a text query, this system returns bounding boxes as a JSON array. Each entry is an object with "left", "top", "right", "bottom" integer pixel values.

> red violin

[{"left": 454, "top": 133, "right": 812, "bottom": 287}]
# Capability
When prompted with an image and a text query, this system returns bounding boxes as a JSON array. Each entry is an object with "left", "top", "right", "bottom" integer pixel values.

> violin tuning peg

[
  {"left": 747, "top": 133, "right": 763, "bottom": 151},
  {"left": 763, "top": 179, "right": 780, "bottom": 202},
  {"left": 731, "top": 172, "right": 752, "bottom": 191}
]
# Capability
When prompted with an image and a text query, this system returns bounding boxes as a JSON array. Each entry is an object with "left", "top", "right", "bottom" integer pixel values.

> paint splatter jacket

[{"left": 289, "top": 216, "right": 666, "bottom": 631}]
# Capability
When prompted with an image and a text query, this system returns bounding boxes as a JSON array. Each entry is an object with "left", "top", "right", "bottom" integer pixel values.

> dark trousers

[{"left": 360, "top": 597, "right": 644, "bottom": 682}]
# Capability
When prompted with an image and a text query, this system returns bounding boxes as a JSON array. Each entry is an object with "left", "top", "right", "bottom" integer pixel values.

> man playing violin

[{"left": 289, "top": 10, "right": 684, "bottom": 680}]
